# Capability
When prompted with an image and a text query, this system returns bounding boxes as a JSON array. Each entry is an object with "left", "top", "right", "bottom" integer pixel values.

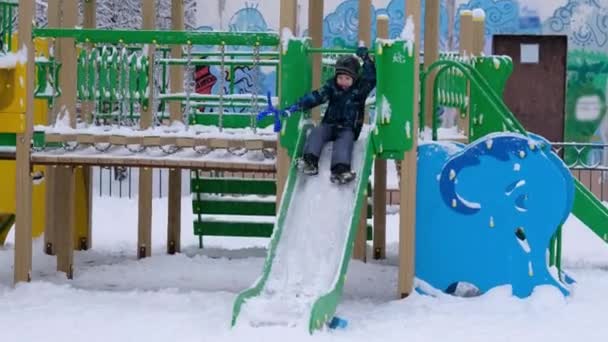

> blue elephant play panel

[{"left": 416, "top": 132, "right": 574, "bottom": 298}]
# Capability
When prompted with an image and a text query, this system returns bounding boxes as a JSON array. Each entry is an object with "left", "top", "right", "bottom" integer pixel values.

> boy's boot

[
  {"left": 302, "top": 153, "right": 319, "bottom": 175},
  {"left": 330, "top": 164, "right": 356, "bottom": 184}
]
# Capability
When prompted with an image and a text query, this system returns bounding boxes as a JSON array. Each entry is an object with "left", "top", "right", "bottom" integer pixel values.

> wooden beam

[
  {"left": 399, "top": 0, "right": 420, "bottom": 299},
  {"left": 459, "top": 11, "right": 473, "bottom": 56},
  {"left": 43, "top": 0, "right": 61, "bottom": 256},
  {"left": 14, "top": 0, "right": 36, "bottom": 284},
  {"left": 308, "top": 0, "right": 323, "bottom": 123},
  {"left": 276, "top": 0, "right": 297, "bottom": 213},
  {"left": 29, "top": 153, "right": 277, "bottom": 172},
  {"left": 167, "top": 0, "right": 185, "bottom": 255},
  {"left": 423, "top": 0, "right": 439, "bottom": 130},
  {"left": 373, "top": 15, "right": 389, "bottom": 260},
  {"left": 353, "top": 0, "right": 372, "bottom": 262},
  {"left": 54, "top": 0, "right": 78, "bottom": 278},
  {"left": 82, "top": 0, "right": 96, "bottom": 125},
  {"left": 138, "top": 0, "right": 156, "bottom": 258},
  {"left": 472, "top": 10, "right": 485, "bottom": 55},
  {"left": 75, "top": 0, "right": 96, "bottom": 252}
]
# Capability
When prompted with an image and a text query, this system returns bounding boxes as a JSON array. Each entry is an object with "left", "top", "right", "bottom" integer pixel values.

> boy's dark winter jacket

[{"left": 295, "top": 57, "right": 376, "bottom": 140}]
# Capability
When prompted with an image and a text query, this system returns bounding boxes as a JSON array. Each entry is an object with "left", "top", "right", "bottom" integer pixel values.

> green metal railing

[
  {"left": 32, "top": 28, "right": 280, "bottom": 46},
  {"left": 0, "top": 0, "right": 17, "bottom": 53}
]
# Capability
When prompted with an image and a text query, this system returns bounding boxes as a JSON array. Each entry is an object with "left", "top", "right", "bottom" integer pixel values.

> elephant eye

[
  {"left": 515, "top": 227, "right": 531, "bottom": 253},
  {"left": 515, "top": 227, "right": 526, "bottom": 241}
]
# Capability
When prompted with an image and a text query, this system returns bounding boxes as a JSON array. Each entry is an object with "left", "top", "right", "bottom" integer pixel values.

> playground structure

[{"left": 1, "top": 0, "right": 608, "bottom": 335}]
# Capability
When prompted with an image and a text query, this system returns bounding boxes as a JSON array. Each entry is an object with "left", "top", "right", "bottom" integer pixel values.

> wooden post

[
  {"left": 423, "top": 0, "right": 439, "bottom": 130},
  {"left": 353, "top": 0, "right": 372, "bottom": 262},
  {"left": 372, "top": 15, "right": 389, "bottom": 260},
  {"left": 14, "top": 0, "right": 35, "bottom": 284},
  {"left": 399, "top": 0, "right": 420, "bottom": 299},
  {"left": 459, "top": 11, "right": 473, "bottom": 56},
  {"left": 472, "top": 10, "right": 485, "bottom": 55},
  {"left": 167, "top": 0, "right": 184, "bottom": 255},
  {"left": 43, "top": 0, "right": 61, "bottom": 256},
  {"left": 138, "top": 0, "right": 156, "bottom": 258},
  {"left": 74, "top": 0, "right": 96, "bottom": 251},
  {"left": 457, "top": 10, "right": 473, "bottom": 138},
  {"left": 308, "top": 0, "right": 323, "bottom": 123},
  {"left": 82, "top": 0, "right": 96, "bottom": 125},
  {"left": 54, "top": 0, "right": 78, "bottom": 278},
  {"left": 447, "top": 0, "right": 456, "bottom": 51},
  {"left": 276, "top": 0, "right": 297, "bottom": 212}
]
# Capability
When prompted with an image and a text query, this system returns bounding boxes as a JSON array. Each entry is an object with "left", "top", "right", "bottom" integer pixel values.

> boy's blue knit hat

[{"left": 335, "top": 55, "right": 360, "bottom": 80}]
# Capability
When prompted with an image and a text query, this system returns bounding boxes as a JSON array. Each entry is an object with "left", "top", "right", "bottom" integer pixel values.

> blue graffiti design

[
  {"left": 228, "top": 5, "right": 269, "bottom": 33},
  {"left": 322, "top": 0, "right": 450, "bottom": 50},
  {"left": 454, "top": 0, "right": 520, "bottom": 51},
  {"left": 544, "top": 0, "right": 608, "bottom": 50},
  {"left": 192, "top": 6, "right": 276, "bottom": 114},
  {"left": 323, "top": 0, "right": 377, "bottom": 48}
]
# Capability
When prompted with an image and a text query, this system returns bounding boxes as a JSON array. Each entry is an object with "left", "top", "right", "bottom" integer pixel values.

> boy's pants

[{"left": 303, "top": 123, "right": 354, "bottom": 172}]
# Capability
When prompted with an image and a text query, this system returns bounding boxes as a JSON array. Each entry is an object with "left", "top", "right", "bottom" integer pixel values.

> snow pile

[
  {"left": 380, "top": 95, "right": 392, "bottom": 123},
  {"left": 401, "top": 15, "right": 415, "bottom": 54},
  {"left": 281, "top": 27, "right": 294, "bottom": 54},
  {"left": 52, "top": 108, "right": 72, "bottom": 129},
  {"left": 472, "top": 8, "right": 486, "bottom": 20},
  {"left": 0, "top": 46, "right": 28, "bottom": 69},
  {"left": 1, "top": 193, "right": 608, "bottom": 341},
  {"left": 401, "top": 15, "right": 415, "bottom": 42}
]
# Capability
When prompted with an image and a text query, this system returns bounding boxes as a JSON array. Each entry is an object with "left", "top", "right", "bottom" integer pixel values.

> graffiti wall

[{"left": 194, "top": 0, "right": 608, "bottom": 150}]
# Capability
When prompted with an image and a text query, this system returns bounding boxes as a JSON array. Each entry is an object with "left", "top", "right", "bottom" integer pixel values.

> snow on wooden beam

[{"left": 41, "top": 132, "right": 276, "bottom": 150}]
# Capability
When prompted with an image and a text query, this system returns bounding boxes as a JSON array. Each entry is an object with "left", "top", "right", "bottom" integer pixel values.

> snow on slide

[{"left": 236, "top": 128, "right": 370, "bottom": 328}]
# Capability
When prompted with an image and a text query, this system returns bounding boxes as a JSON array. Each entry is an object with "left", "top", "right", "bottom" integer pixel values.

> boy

[{"left": 284, "top": 46, "right": 376, "bottom": 184}]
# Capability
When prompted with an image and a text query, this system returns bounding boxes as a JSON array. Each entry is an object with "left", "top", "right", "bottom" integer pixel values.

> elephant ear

[{"left": 439, "top": 133, "right": 533, "bottom": 215}]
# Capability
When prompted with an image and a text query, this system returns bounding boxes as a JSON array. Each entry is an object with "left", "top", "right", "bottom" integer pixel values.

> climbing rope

[
  {"left": 218, "top": 42, "right": 226, "bottom": 132},
  {"left": 250, "top": 43, "right": 261, "bottom": 134},
  {"left": 183, "top": 42, "right": 195, "bottom": 128}
]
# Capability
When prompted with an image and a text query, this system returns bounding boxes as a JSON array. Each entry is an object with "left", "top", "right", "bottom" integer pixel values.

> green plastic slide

[
  {"left": 0, "top": 213, "right": 15, "bottom": 245},
  {"left": 231, "top": 125, "right": 375, "bottom": 333},
  {"left": 571, "top": 180, "right": 608, "bottom": 243}
]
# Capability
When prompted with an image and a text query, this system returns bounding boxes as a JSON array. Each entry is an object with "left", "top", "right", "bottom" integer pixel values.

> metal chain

[
  {"left": 219, "top": 42, "right": 226, "bottom": 132},
  {"left": 92, "top": 47, "right": 100, "bottom": 125},
  {"left": 49, "top": 41, "right": 57, "bottom": 125},
  {"left": 83, "top": 45, "right": 90, "bottom": 126},
  {"left": 151, "top": 48, "right": 162, "bottom": 127},
  {"left": 183, "top": 42, "right": 194, "bottom": 128},
  {"left": 250, "top": 43, "right": 260, "bottom": 134},
  {"left": 117, "top": 43, "right": 126, "bottom": 126}
]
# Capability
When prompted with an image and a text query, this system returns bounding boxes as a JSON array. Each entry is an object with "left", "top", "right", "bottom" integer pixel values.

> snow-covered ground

[{"left": 1, "top": 196, "right": 608, "bottom": 342}]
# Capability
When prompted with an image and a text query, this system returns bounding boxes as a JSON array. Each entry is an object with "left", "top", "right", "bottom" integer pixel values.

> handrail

[{"left": 421, "top": 59, "right": 526, "bottom": 140}]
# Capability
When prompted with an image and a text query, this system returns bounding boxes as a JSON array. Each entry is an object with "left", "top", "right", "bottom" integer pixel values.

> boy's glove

[
  {"left": 256, "top": 92, "right": 301, "bottom": 132},
  {"left": 281, "top": 104, "right": 300, "bottom": 118},
  {"left": 356, "top": 42, "right": 370, "bottom": 61}
]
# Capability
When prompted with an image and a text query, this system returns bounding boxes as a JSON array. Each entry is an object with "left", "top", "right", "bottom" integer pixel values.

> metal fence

[
  {"left": 92, "top": 167, "right": 276, "bottom": 198},
  {"left": 92, "top": 167, "right": 192, "bottom": 198},
  {"left": 91, "top": 142, "right": 608, "bottom": 203},
  {"left": 552, "top": 142, "right": 608, "bottom": 202}
]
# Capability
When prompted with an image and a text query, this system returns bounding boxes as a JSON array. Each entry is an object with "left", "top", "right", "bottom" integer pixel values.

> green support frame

[{"left": 32, "top": 28, "right": 280, "bottom": 47}]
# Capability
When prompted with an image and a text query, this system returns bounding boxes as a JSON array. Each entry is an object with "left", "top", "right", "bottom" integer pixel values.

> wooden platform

[{"left": 43, "top": 132, "right": 276, "bottom": 151}]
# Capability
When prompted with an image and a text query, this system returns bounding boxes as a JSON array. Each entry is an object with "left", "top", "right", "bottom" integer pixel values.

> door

[{"left": 492, "top": 35, "right": 567, "bottom": 143}]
